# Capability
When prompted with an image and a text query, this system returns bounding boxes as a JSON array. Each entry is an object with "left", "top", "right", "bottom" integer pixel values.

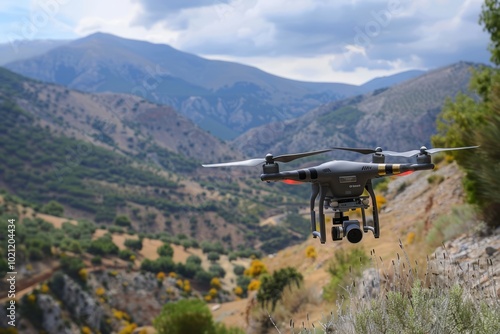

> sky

[{"left": 0, "top": 0, "right": 493, "bottom": 85}]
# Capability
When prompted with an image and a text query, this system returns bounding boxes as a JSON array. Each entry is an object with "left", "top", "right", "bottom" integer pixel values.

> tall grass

[{"left": 272, "top": 241, "right": 499, "bottom": 334}]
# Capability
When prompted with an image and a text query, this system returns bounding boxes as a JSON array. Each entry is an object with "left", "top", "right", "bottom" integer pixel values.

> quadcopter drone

[{"left": 202, "top": 146, "right": 478, "bottom": 244}]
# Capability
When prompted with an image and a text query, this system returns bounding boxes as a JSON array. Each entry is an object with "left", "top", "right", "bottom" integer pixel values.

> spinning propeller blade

[
  {"left": 331, "top": 146, "right": 479, "bottom": 157},
  {"left": 202, "top": 149, "right": 332, "bottom": 167},
  {"left": 273, "top": 149, "right": 333, "bottom": 163},
  {"left": 202, "top": 158, "right": 265, "bottom": 168}
]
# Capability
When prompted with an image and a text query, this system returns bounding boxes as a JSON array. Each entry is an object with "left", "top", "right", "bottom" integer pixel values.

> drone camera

[
  {"left": 344, "top": 220, "right": 363, "bottom": 243},
  {"left": 331, "top": 220, "right": 363, "bottom": 243},
  {"left": 331, "top": 226, "right": 343, "bottom": 241}
]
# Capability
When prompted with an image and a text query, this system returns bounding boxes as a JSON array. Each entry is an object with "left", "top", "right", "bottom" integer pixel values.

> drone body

[{"left": 203, "top": 146, "right": 478, "bottom": 245}]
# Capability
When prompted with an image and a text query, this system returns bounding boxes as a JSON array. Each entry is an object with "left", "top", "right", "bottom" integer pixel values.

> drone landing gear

[{"left": 310, "top": 180, "right": 380, "bottom": 244}]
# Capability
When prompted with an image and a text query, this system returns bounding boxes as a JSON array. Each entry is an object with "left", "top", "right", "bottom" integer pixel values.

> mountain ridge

[
  {"left": 232, "top": 61, "right": 476, "bottom": 160},
  {"left": 5, "top": 32, "right": 425, "bottom": 139}
]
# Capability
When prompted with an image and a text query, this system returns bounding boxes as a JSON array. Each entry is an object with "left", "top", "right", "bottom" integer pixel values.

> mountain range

[
  {"left": 4, "top": 32, "right": 425, "bottom": 140},
  {"left": 232, "top": 62, "right": 476, "bottom": 161}
]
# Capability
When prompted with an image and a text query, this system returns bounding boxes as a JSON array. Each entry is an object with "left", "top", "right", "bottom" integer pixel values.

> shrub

[
  {"left": 256, "top": 267, "right": 303, "bottom": 311},
  {"left": 40, "top": 200, "right": 64, "bottom": 217},
  {"left": 233, "top": 265, "right": 245, "bottom": 276},
  {"left": 153, "top": 299, "right": 215, "bottom": 334},
  {"left": 124, "top": 238, "right": 143, "bottom": 251},
  {"left": 60, "top": 255, "right": 85, "bottom": 280},
  {"left": 114, "top": 215, "right": 131, "bottom": 227},
  {"left": 323, "top": 247, "right": 370, "bottom": 301},
  {"left": 88, "top": 234, "right": 119, "bottom": 256},
  {"left": 207, "top": 251, "right": 220, "bottom": 262},
  {"left": 305, "top": 245, "right": 317, "bottom": 260},
  {"left": 244, "top": 259, "right": 267, "bottom": 278},
  {"left": 157, "top": 243, "right": 174, "bottom": 257}
]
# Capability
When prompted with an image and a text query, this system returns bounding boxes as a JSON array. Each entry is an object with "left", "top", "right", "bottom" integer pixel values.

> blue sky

[{"left": 0, "top": 0, "right": 492, "bottom": 84}]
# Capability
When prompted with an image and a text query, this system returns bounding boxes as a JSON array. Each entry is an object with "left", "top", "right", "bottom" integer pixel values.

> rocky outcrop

[{"left": 431, "top": 229, "right": 500, "bottom": 300}]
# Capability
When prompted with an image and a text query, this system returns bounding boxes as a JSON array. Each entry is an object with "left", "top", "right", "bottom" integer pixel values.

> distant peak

[{"left": 80, "top": 31, "right": 120, "bottom": 41}]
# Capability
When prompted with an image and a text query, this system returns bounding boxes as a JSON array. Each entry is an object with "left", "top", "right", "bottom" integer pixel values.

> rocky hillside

[
  {"left": 214, "top": 160, "right": 500, "bottom": 331},
  {"left": 0, "top": 67, "right": 309, "bottom": 252},
  {"left": 233, "top": 62, "right": 475, "bottom": 159}
]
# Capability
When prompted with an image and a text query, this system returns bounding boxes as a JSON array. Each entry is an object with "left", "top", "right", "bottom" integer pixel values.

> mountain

[
  {"left": 0, "top": 39, "right": 69, "bottom": 65},
  {"left": 0, "top": 67, "right": 308, "bottom": 252},
  {"left": 359, "top": 69, "right": 426, "bottom": 92},
  {"left": 232, "top": 62, "right": 475, "bottom": 159},
  {"left": 5, "top": 32, "right": 423, "bottom": 140}
]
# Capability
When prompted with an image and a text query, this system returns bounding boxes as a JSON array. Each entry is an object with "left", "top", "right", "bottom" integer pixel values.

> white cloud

[{"left": 0, "top": 0, "right": 492, "bottom": 84}]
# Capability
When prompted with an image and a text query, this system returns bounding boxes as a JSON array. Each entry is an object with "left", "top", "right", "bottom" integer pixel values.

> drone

[{"left": 202, "top": 146, "right": 478, "bottom": 244}]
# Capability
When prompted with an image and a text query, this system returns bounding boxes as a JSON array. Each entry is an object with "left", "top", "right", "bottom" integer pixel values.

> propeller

[
  {"left": 202, "top": 148, "right": 333, "bottom": 168},
  {"left": 331, "top": 146, "right": 479, "bottom": 158}
]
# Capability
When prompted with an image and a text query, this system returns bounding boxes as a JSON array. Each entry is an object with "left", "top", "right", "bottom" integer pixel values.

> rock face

[
  {"left": 50, "top": 273, "right": 104, "bottom": 330},
  {"left": 356, "top": 228, "right": 500, "bottom": 301},
  {"left": 431, "top": 229, "right": 500, "bottom": 300},
  {"left": 37, "top": 294, "right": 74, "bottom": 334}
]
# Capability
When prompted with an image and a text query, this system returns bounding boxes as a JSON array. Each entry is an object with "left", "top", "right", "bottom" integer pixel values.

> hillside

[
  {"left": 3, "top": 159, "right": 497, "bottom": 334},
  {"left": 233, "top": 62, "right": 475, "bottom": 158},
  {"left": 0, "top": 195, "right": 254, "bottom": 333},
  {"left": 0, "top": 67, "right": 308, "bottom": 252},
  {"left": 214, "top": 160, "right": 500, "bottom": 332},
  {"left": 4, "top": 33, "right": 423, "bottom": 139}
]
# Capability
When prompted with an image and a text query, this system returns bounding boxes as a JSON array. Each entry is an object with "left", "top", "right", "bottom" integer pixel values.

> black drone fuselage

[{"left": 261, "top": 160, "right": 434, "bottom": 244}]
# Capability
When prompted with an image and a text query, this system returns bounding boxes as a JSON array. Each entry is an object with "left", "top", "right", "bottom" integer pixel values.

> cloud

[
  {"left": 129, "top": 0, "right": 490, "bottom": 74},
  {"left": 0, "top": 0, "right": 491, "bottom": 84},
  {"left": 131, "top": 0, "right": 232, "bottom": 27}
]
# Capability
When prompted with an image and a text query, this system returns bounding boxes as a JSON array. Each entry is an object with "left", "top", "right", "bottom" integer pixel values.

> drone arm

[
  {"left": 376, "top": 163, "right": 435, "bottom": 177},
  {"left": 261, "top": 171, "right": 300, "bottom": 182}
]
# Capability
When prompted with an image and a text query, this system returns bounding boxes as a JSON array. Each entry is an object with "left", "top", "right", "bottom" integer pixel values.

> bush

[
  {"left": 124, "top": 238, "right": 143, "bottom": 251},
  {"left": 60, "top": 256, "right": 85, "bottom": 280},
  {"left": 257, "top": 267, "right": 303, "bottom": 311},
  {"left": 323, "top": 247, "right": 370, "bottom": 301},
  {"left": 157, "top": 243, "right": 174, "bottom": 257},
  {"left": 114, "top": 215, "right": 131, "bottom": 227},
  {"left": 40, "top": 200, "right": 64, "bottom": 217},
  {"left": 88, "top": 234, "right": 119, "bottom": 256},
  {"left": 153, "top": 299, "right": 244, "bottom": 334},
  {"left": 207, "top": 251, "right": 220, "bottom": 262},
  {"left": 233, "top": 265, "right": 245, "bottom": 276}
]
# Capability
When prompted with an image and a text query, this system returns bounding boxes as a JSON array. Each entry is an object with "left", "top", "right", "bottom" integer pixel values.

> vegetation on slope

[
  {"left": 0, "top": 68, "right": 309, "bottom": 251},
  {"left": 432, "top": 0, "right": 500, "bottom": 229}
]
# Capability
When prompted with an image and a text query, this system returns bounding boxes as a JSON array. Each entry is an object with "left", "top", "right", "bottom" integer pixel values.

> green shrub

[
  {"left": 124, "top": 238, "right": 143, "bottom": 251},
  {"left": 60, "top": 256, "right": 85, "bottom": 280},
  {"left": 40, "top": 200, "right": 64, "bottom": 217},
  {"left": 157, "top": 243, "right": 174, "bottom": 257},
  {"left": 323, "top": 247, "right": 370, "bottom": 302},
  {"left": 257, "top": 267, "right": 303, "bottom": 311},
  {"left": 425, "top": 204, "right": 477, "bottom": 248},
  {"left": 153, "top": 299, "right": 244, "bottom": 334},
  {"left": 87, "top": 234, "right": 119, "bottom": 256},
  {"left": 114, "top": 215, "right": 131, "bottom": 227}
]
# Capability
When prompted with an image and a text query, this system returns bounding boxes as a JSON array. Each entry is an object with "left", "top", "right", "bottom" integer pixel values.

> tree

[
  {"left": 41, "top": 200, "right": 64, "bottom": 217},
  {"left": 114, "top": 215, "right": 131, "bottom": 227},
  {"left": 153, "top": 299, "right": 215, "bottom": 334},
  {"left": 153, "top": 299, "right": 245, "bottom": 334},
  {"left": 256, "top": 267, "right": 303, "bottom": 311},
  {"left": 124, "top": 238, "right": 143, "bottom": 251},
  {"left": 432, "top": 0, "right": 500, "bottom": 228},
  {"left": 480, "top": 0, "right": 500, "bottom": 66},
  {"left": 157, "top": 243, "right": 174, "bottom": 257}
]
